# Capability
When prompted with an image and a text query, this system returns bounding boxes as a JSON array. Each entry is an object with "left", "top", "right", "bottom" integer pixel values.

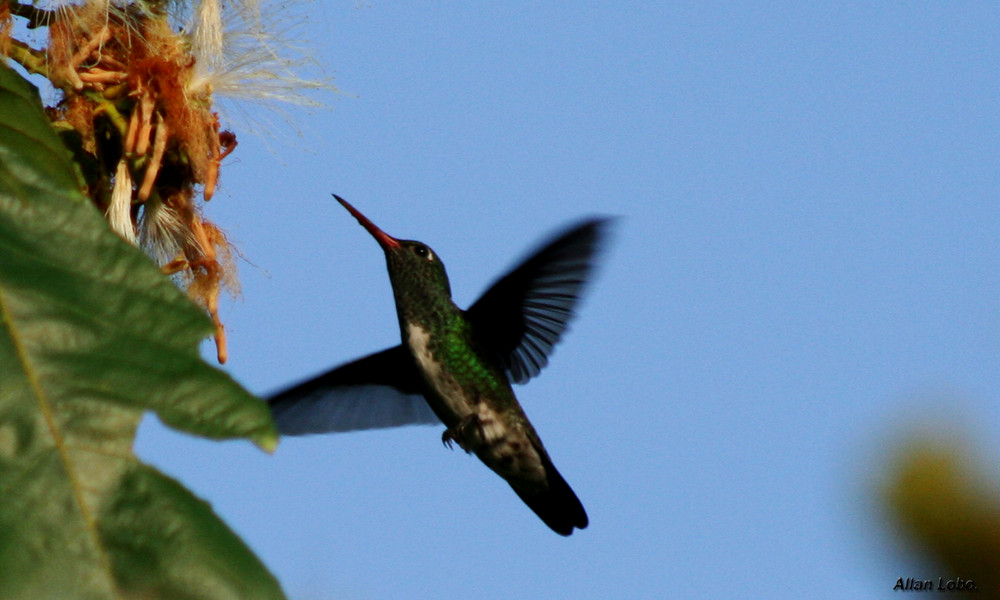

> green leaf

[{"left": 0, "top": 65, "right": 283, "bottom": 598}]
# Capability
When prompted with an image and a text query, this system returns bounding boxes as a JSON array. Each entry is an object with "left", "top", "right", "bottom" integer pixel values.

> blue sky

[{"left": 134, "top": 4, "right": 1000, "bottom": 598}]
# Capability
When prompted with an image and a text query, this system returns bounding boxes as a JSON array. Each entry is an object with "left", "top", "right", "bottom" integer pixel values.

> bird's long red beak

[{"left": 334, "top": 195, "right": 401, "bottom": 249}]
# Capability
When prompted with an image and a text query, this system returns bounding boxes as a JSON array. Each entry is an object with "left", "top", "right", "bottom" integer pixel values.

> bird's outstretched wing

[
  {"left": 268, "top": 345, "right": 439, "bottom": 435},
  {"left": 465, "top": 218, "right": 612, "bottom": 384}
]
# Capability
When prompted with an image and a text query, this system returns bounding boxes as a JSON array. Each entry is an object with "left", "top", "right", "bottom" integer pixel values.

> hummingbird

[{"left": 269, "top": 195, "right": 611, "bottom": 536}]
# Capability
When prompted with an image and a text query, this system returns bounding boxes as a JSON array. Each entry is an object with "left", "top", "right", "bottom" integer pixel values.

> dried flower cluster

[{"left": 1, "top": 0, "right": 320, "bottom": 363}]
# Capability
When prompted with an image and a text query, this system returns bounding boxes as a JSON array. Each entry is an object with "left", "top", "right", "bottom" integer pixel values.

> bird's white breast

[{"left": 406, "top": 323, "right": 470, "bottom": 419}]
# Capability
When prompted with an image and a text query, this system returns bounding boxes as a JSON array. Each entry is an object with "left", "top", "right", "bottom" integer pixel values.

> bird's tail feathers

[{"left": 511, "top": 453, "right": 588, "bottom": 536}]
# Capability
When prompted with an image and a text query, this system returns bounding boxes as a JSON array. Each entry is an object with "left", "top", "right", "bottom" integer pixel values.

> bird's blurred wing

[
  {"left": 268, "top": 345, "right": 439, "bottom": 435},
  {"left": 466, "top": 218, "right": 613, "bottom": 384}
]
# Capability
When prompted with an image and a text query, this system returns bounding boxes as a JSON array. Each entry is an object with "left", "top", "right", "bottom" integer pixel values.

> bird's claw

[{"left": 441, "top": 414, "right": 483, "bottom": 453}]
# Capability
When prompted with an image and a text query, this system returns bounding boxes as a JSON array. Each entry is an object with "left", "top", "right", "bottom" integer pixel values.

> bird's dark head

[{"left": 334, "top": 195, "right": 452, "bottom": 307}]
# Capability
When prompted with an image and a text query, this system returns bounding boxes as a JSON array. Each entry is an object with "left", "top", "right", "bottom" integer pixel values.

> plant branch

[
  {"left": 89, "top": 92, "right": 130, "bottom": 138},
  {"left": 4, "top": 38, "right": 48, "bottom": 78}
]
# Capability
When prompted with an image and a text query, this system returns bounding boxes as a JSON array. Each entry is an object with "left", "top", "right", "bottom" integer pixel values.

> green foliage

[{"left": 0, "top": 64, "right": 284, "bottom": 599}]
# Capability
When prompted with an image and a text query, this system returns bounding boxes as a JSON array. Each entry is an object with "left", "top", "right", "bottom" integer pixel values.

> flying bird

[{"left": 269, "top": 195, "right": 611, "bottom": 535}]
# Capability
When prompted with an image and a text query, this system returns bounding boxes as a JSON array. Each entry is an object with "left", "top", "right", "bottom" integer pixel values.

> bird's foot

[
  {"left": 441, "top": 414, "right": 483, "bottom": 453},
  {"left": 441, "top": 428, "right": 461, "bottom": 450}
]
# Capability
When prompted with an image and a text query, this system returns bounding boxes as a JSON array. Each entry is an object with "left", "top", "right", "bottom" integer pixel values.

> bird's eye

[{"left": 413, "top": 245, "right": 431, "bottom": 259}]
